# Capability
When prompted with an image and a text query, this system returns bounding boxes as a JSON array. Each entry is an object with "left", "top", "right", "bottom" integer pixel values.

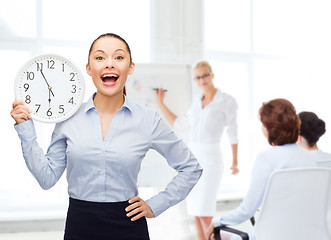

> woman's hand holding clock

[{"left": 11, "top": 100, "right": 31, "bottom": 124}]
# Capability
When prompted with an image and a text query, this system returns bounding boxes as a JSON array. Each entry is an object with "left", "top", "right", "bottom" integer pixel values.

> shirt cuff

[
  {"left": 212, "top": 217, "right": 222, "bottom": 227},
  {"left": 14, "top": 119, "right": 36, "bottom": 141},
  {"left": 146, "top": 196, "right": 169, "bottom": 218}
]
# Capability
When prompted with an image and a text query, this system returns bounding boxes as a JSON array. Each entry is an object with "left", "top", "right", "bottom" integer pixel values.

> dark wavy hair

[
  {"left": 259, "top": 98, "right": 300, "bottom": 146},
  {"left": 298, "top": 111, "right": 326, "bottom": 147}
]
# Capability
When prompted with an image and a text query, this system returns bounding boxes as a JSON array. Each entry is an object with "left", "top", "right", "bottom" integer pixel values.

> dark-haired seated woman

[
  {"left": 206, "top": 98, "right": 316, "bottom": 240},
  {"left": 298, "top": 111, "right": 331, "bottom": 168}
]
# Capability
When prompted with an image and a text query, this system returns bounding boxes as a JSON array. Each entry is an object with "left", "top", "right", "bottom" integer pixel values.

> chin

[{"left": 99, "top": 88, "right": 124, "bottom": 97}]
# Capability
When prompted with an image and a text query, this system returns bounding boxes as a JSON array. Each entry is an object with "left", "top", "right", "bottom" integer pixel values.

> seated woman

[
  {"left": 207, "top": 98, "right": 316, "bottom": 240},
  {"left": 298, "top": 111, "right": 331, "bottom": 168}
]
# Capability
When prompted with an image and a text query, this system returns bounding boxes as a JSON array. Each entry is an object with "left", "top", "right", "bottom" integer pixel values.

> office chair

[{"left": 214, "top": 168, "right": 331, "bottom": 240}]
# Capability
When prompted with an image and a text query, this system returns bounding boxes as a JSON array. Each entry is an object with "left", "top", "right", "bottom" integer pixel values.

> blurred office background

[{"left": 1, "top": 0, "right": 331, "bottom": 239}]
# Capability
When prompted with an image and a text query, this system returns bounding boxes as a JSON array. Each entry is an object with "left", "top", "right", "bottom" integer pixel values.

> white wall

[{"left": 151, "top": 0, "right": 204, "bottom": 63}]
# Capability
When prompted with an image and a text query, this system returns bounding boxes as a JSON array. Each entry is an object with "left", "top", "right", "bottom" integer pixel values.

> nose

[
  {"left": 197, "top": 77, "right": 205, "bottom": 84},
  {"left": 105, "top": 58, "right": 115, "bottom": 69}
]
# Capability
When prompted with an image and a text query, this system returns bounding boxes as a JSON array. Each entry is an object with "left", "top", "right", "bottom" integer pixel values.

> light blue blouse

[
  {"left": 310, "top": 149, "right": 331, "bottom": 168},
  {"left": 14, "top": 94, "right": 202, "bottom": 217}
]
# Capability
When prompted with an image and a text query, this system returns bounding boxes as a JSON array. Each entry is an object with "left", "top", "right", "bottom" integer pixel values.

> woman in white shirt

[
  {"left": 298, "top": 111, "right": 331, "bottom": 168},
  {"left": 156, "top": 60, "right": 239, "bottom": 240},
  {"left": 206, "top": 98, "right": 316, "bottom": 240}
]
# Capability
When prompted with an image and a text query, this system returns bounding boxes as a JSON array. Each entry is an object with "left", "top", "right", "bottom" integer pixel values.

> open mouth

[{"left": 102, "top": 74, "right": 119, "bottom": 85}]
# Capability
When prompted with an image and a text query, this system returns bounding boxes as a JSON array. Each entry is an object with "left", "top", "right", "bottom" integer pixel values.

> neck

[
  {"left": 298, "top": 137, "right": 319, "bottom": 151},
  {"left": 93, "top": 92, "right": 124, "bottom": 114},
  {"left": 203, "top": 86, "right": 217, "bottom": 100},
  {"left": 308, "top": 144, "right": 318, "bottom": 151}
]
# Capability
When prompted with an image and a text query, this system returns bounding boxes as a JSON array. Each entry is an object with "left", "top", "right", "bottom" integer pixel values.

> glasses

[{"left": 193, "top": 72, "right": 213, "bottom": 80}]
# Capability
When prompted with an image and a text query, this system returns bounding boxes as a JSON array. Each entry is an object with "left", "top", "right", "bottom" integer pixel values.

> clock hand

[
  {"left": 48, "top": 89, "right": 51, "bottom": 107},
  {"left": 49, "top": 87, "right": 55, "bottom": 97},
  {"left": 40, "top": 70, "right": 55, "bottom": 97},
  {"left": 40, "top": 69, "right": 51, "bottom": 88}
]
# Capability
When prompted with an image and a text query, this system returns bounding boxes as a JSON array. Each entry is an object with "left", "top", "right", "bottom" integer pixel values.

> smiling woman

[
  {"left": 86, "top": 33, "right": 135, "bottom": 100},
  {"left": 10, "top": 33, "right": 202, "bottom": 240},
  {"left": 0, "top": 0, "right": 151, "bottom": 225}
]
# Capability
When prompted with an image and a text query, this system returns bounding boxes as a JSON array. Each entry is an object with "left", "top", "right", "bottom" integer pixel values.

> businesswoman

[
  {"left": 206, "top": 98, "right": 316, "bottom": 240},
  {"left": 298, "top": 111, "right": 331, "bottom": 167},
  {"left": 156, "top": 60, "right": 239, "bottom": 240},
  {"left": 11, "top": 33, "right": 202, "bottom": 240}
]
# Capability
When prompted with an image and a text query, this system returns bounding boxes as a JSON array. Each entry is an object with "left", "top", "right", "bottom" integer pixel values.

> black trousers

[{"left": 64, "top": 198, "right": 150, "bottom": 240}]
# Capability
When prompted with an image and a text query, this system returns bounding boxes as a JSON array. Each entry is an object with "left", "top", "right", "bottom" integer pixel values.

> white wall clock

[{"left": 14, "top": 54, "right": 85, "bottom": 123}]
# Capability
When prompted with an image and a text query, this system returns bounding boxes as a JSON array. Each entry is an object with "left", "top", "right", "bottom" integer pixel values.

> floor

[{"left": 0, "top": 200, "right": 251, "bottom": 240}]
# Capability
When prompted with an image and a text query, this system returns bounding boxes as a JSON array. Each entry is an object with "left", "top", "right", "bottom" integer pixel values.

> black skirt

[{"left": 64, "top": 198, "right": 150, "bottom": 240}]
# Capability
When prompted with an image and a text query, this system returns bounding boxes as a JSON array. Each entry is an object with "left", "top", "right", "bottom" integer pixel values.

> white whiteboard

[{"left": 126, "top": 63, "right": 192, "bottom": 188}]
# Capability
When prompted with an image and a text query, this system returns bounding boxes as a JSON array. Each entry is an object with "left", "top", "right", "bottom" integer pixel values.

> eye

[
  {"left": 115, "top": 55, "right": 124, "bottom": 60},
  {"left": 96, "top": 56, "right": 104, "bottom": 60}
]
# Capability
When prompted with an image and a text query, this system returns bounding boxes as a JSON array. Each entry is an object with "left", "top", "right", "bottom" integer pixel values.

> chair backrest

[{"left": 255, "top": 168, "right": 331, "bottom": 240}]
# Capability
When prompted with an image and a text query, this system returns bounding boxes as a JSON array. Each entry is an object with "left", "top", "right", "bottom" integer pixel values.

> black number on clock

[
  {"left": 71, "top": 85, "right": 77, "bottom": 93},
  {"left": 68, "top": 97, "right": 74, "bottom": 104},
  {"left": 26, "top": 72, "right": 34, "bottom": 80},
  {"left": 25, "top": 95, "right": 31, "bottom": 104},
  {"left": 48, "top": 60, "right": 55, "bottom": 69},
  {"left": 36, "top": 62, "right": 43, "bottom": 71},
  {"left": 35, "top": 104, "right": 41, "bottom": 113},
  {"left": 70, "top": 73, "right": 75, "bottom": 81},
  {"left": 59, "top": 105, "right": 64, "bottom": 114},
  {"left": 47, "top": 108, "right": 52, "bottom": 116},
  {"left": 23, "top": 83, "right": 29, "bottom": 92}
]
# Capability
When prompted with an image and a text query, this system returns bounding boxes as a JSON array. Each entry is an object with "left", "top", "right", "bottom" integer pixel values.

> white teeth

[{"left": 103, "top": 74, "right": 118, "bottom": 78}]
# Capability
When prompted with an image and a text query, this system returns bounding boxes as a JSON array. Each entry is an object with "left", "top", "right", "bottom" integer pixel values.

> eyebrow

[{"left": 93, "top": 49, "right": 126, "bottom": 54}]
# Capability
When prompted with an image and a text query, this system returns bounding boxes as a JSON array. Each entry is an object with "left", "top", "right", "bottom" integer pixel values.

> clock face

[{"left": 14, "top": 54, "right": 85, "bottom": 123}]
